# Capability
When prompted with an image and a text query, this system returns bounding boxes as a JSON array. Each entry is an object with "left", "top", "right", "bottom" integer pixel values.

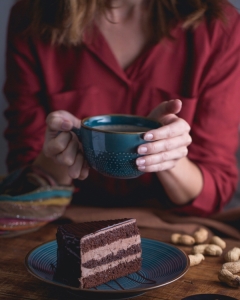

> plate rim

[{"left": 25, "top": 237, "right": 190, "bottom": 295}]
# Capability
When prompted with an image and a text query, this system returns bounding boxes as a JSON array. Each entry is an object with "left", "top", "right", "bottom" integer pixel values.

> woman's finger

[
  {"left": 136, "top": 147, "right": 188, "bottom": 168},
  {"left": 43, "top": 131, "right": 73, "bottom": 157},
  {"left": 137, "top": 159, "right": 178, "bottom": 172},
  {"left": 55, "top": 133, "right": 79, "bottom": 166},
  {"left": 78, "top": 160, "right": 90, "bottom": 180},
  {"left": 138, "top": 133, "right": 192, "bottom": 155},
  {"left": 46, "top": 110, "right": 81, "bottom": 132},
  {"left": 148, "top": 99, "right": 182, "bottom": 122},
  {"left": 68, "top": 151, "right": 85, "bottom": 179},
  {"left": 143, "top": 117, "right": 190, "bottom": 141}
]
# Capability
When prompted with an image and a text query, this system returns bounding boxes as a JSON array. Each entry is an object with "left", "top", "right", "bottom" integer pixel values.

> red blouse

[{"left": 3, "top": 1, "right": 240, "bottom": 216}]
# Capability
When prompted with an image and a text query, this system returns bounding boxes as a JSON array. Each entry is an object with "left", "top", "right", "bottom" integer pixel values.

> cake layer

[
  {"left": 81, "top": 252, "right": 142, "bottom": 278},
  {"left": 81, "top": 219, "right": 139, "bottom": 253},
  {"left": 82, "top": 235, "right": 141, "bottom": 263},
  {"left": 80, "top": 257, "right": 142, "bottom": 289},
  {"left": 82, "top": 243, "right": 141, "bottom": 268}
]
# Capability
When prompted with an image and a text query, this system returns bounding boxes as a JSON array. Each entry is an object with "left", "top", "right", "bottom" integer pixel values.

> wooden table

[{"left": 0, "top": 219, "right": 240, "bottom": 300}]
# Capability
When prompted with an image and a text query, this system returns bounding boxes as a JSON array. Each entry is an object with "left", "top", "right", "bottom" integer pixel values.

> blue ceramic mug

[{"left": 71, "top": 114, "right": 161, "bottom": 179}]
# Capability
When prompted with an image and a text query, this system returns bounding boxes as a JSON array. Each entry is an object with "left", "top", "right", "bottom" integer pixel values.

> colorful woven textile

[{"left": 0, "top": 166, "right": 73, "bottom": 236}]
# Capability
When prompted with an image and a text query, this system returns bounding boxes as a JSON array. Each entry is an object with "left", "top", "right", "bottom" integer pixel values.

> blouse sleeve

[
  {"left": 3, "top": 2, "right": 47, "bottom": 172},
  {"left": 173, "top": 10, "right": 240, "bottom": 216}
]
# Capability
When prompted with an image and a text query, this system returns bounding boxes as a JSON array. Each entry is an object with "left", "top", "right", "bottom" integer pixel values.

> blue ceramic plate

[{"left": 25, "top": 238, "right": 189, "bottom": 299}]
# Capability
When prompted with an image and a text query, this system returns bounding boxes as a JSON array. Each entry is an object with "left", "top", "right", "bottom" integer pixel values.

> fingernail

[
  {"left": 136, "top": 158, "right": 145, "bottom": 166},
  {"left": 138, "top": 166, "right": 145, "bottom": 170},
  {"left": 138, "top": 147, "right": 147, "bottom": 154},
  {"left": 144, "top": 133, "right": 153, "bottom": 141},
  {"left": 61, "top": 121, "right": 71, "bottom": 130}
]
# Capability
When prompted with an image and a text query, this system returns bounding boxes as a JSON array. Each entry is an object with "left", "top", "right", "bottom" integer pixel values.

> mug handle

[{"left": 71, "top": 126, "right": 82, "bottom": 142}]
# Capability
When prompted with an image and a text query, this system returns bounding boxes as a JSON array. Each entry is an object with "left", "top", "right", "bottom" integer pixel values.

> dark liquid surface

[{"left": 93, "top": 125, "right": 152, "bottom": 133}]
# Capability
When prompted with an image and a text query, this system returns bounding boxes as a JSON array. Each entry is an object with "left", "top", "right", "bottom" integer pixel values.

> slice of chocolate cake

[{"left": 56, "top": 218, "right": 142, "bottom": 289}]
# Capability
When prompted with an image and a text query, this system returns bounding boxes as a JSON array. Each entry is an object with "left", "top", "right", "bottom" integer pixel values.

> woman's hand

[
  {"left": 43, "top": 110, "right": 89, "bottom": 180},
  {"left": 136, "top": 99, "right": 192, "bottom": 172}
]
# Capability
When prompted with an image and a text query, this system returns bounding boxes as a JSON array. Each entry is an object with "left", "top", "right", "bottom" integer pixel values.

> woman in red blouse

[{"left": 3, "top": 0, "right": 240, "bottom": 216}]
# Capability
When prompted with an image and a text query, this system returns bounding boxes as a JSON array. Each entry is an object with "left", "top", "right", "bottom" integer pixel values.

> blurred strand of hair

[{"left": 25, "top": 0, "right": 227, "bottom": 46}]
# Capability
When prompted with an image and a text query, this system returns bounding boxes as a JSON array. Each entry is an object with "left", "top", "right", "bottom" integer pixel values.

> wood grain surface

[{"left": 0, "top": 219, "right": 240, "bottom": 300}]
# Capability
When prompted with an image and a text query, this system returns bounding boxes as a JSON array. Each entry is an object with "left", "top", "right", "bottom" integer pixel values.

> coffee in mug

[{"left": 92, "top": 124, "right": 153, "bottom": 133}]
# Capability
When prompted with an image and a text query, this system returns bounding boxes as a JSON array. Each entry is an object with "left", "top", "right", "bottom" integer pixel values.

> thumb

[
  {"left": 148, "top": 99, "right": 182, "bottom": 122},
  {"left": 46, "top": 110, "right": 81, "bottom": 133}
]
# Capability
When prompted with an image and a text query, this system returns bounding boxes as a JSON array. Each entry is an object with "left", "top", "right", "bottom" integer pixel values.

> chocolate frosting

[{"left": 57, "top": 218, "right": 132, "bottom": 239}]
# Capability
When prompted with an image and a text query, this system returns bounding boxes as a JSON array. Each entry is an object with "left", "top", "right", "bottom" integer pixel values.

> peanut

[
  {"left": 171, "top": 233, "right": 195, "bottom": 246},
  {"left": 224, "top": 247, "right": 240, "bottom": 262},
  {"left": 222, "top": 261, "right": 240, "bottom": 274},
  {"left": 188, "top": 253, "right": 205, "bottom": 267},
  {"left": 210, "top": 236, "right": 226, "bottom": 249},
  {"left": 218, "top": 251, "right": 240, "bottom": 288},
  {"left": 218, "top": 269, "right": 240, "bottom": 288},
  {"left": 193, "top": 227, "right": 208, "bottom": 244},
  {"left": 192, "top": 244, "right": 222, "bottom": 256}
]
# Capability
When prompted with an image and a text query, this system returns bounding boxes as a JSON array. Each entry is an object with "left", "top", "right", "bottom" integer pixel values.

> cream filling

[
  {"left": 81, "top": 252, "right": 142, "bottom": 279},
  {"left": 81, "top": 235, "right": 141, "bottom": 263}
]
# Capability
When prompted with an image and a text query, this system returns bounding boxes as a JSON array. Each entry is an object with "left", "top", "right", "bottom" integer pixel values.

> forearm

[
  {"left": 33, "top": 152, "right": 73, "bottom": 185},
  {"left": 156, "top": 157, "right": 203, "bottom": 206}
]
